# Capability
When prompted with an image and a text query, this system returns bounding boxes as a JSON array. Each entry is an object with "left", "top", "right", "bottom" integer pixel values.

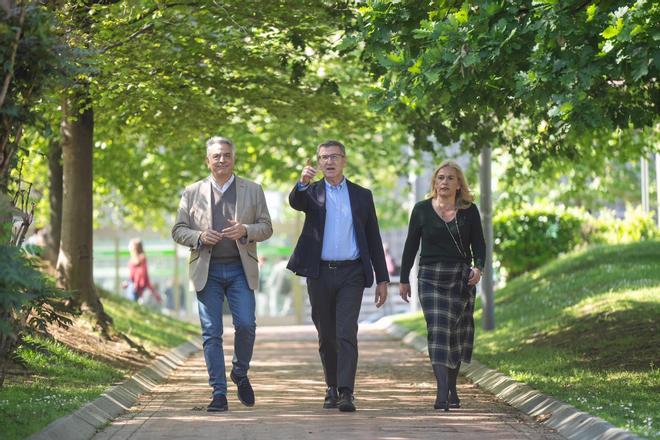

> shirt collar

[
  {"left": 210, "top": 174, "right": 235, "bottom": 193},
  {"left": 324, "top": 177, "right": 346, "bottom": 190}
]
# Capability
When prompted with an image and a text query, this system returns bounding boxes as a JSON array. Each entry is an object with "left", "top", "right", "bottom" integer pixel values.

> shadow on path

[{"left": 93, "top": 325, "right": 563, "bottom": 440}]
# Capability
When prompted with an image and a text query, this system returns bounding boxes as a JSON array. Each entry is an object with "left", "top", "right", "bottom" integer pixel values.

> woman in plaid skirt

[{"left": 399, "top": 160, "right": 485, "bottom": 411}]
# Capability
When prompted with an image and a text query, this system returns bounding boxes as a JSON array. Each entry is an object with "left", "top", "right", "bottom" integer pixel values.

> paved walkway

[{"left": 93, "top": 325, "right": 563, "bottom": 440}]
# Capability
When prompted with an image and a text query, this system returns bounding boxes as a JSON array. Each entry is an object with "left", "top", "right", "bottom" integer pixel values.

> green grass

[
  {"left": 394, "top": 241, "right": 660, "bottom": 439},
  {"left": 0, "top": 291, "right": 199, "bottom": 440},
  {"left": 101, "top": 292, "right": 198, "bottom": 350}
]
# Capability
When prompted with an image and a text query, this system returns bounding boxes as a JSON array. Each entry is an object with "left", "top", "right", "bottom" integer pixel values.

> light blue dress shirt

[
  {"left": 321, "top": 178, "right": 359, "bottom": 261},
  {"left": 296, "top": 178, "right": 360, "bottom": 261}
]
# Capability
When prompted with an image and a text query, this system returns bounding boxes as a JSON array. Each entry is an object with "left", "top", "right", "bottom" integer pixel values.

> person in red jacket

[{"left": 127, "top": 238, "right": 162, "bottom": 303}]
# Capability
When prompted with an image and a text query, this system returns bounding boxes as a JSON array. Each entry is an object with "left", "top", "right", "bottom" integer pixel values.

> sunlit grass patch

[{"left": 0, "top": 290, "right": 199, "bottom": 440}]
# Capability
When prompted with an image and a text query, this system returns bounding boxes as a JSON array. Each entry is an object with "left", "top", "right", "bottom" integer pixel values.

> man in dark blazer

[{"left": 287, "top": 140, "right": 389, "bottom": 412}]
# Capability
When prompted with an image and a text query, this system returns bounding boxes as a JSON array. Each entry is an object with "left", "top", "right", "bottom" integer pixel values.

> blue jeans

[{"left": 197, "top": 261, "right": 256, "bottom": 397}]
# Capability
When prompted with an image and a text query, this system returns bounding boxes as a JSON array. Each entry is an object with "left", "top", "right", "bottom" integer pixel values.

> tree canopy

[
  {"left": 357, "top": 0, "right": 659, "bottom": 165},
  {"left": 15, "top": 1, "right": 409, "bottom": 228}
]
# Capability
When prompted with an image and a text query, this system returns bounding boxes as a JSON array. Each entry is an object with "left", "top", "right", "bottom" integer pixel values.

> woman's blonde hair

[
  {"left": 128, "top": 238, "right": 144, "bottom": 257},
  {"left": 428, "top": 160, "right": 474, "bottom": 208}
]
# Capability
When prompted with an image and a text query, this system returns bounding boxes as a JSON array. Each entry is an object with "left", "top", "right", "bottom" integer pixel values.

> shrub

[
  {"left": 0, "top": 195, "right": 73, "bottom": 387},
  {"left": 493, "top": 205, "right": 584, "bottom": 278},
  {"left": 586, "top": 206, "right": 659, "bottom": 244}
]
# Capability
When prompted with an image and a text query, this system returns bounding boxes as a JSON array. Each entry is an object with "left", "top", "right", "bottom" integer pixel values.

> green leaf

[
  {"left": 632, "top": 61, "right": 648, "bottom": 81},
  {"left": 454, "top": 2, "right": 469, "bottom": 25},
  {"left": 408, "top": 57, "right": 423, "bottom": 74},
  {"left": 586, "top": 4, "right": 598, "bottom": 22},
  {"left": 602, "top": 18, "right": 624, "bottom": 39}
]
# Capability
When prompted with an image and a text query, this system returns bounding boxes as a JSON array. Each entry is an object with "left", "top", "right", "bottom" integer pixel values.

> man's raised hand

[{"left": 300, "top": 158, "right": 317, "bottom": 185}]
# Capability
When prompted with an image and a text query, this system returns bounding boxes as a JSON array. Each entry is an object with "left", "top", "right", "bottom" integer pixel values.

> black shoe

[
  {"left": 434, "top": 398, "right": 449, "bottom": 411},
  {"left": 448, "top": 363, "right": 461, "bottom": 409},
  {"left": 338, "top": 389, "right": 356, "bottom": 412},
  {"left": 207, "top": 394, "right": 228, "bottom": 412},
  {"left": 449, "top": 394, "right": 461, "bottom": 409},
  {"left": 432, "top": 364, "right": 450, "bottom": 412},
  {"left": 230, "top": 371, "right": 255, "bottom": 407},
  {"left": 323, "top": 386, "right": 339, "bottom": 409}
]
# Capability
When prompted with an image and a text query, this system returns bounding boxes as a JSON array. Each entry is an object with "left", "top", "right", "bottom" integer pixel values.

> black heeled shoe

[
  {"left": 432, "top": 364, "right": 450, "bottom": 412},
  {"left": 434, "top": 398, "right": 449, "bottom": 411},
  {"left": 448, "top": 363, "right": 461, "bottom": 409}
]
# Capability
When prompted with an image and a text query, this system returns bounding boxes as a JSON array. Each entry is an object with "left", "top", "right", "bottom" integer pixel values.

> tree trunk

[
  {"left": 46, "top": 137, "right": 62, "bottom": 266},
  {"left": 479, "top": 146, "right": 495, "bottom": 330},
  {"left": 55, "top": 88, "right": 109, "bottom": 327}
]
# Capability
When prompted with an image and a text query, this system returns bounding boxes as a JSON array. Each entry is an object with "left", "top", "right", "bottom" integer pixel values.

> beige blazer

[{"left": 172, "top": 176, "right": 272, "bottom": 292}]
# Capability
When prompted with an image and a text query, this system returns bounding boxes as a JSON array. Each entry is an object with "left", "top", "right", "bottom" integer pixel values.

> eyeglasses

[
  {"left": 208, "top": 153, "right": 233, "bottom": 161},
  {"left": 318, "top": 154, "right": 345, "bottom": 163}
]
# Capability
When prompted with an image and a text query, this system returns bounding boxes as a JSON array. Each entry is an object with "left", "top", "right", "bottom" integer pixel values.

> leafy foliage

[
  {"left": 586, "top": 205, "right": 658, "bottom": 244},
  {"left": 493, "top": 202, "right": 658, "bottom": 278},
  {"left": 12, "top": 1, "right": 409, "bottom": 230},
  {"left": 357, "top": 0, "right": 659, "bottom": 164},
  {"left": 0, "top": 2, "right": 67, "bottom": 190},
  {"left": 0, "top": 194, "right": 73, "bottom": 387},
  {"left": 493, "top": 205, "right": 584, "bottom": 277}
]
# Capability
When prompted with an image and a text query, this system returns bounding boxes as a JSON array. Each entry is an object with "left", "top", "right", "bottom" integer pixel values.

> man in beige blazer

[{"left": 172, "top": 136, "right": 272, "bottom": 412}]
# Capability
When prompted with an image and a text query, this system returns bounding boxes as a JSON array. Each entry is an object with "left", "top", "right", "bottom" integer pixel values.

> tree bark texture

[
  {"left": 55, "top": 89, "right": 104, "bottom": 318},
  {"left": 46, "top": 137, "right": 63, "bottom": 266}
]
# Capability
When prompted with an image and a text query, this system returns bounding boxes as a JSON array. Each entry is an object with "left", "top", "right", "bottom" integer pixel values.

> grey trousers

[{"left": 306, "top": 261, "right": 365, "bottom": 392}]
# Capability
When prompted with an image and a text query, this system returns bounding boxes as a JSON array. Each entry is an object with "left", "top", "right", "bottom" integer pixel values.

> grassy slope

[
  {"left": 394, "top": 241, "right": 660, "bottom": 439},
  {"left": 0, "top": 291, "right": 199, "bottom": 440}
]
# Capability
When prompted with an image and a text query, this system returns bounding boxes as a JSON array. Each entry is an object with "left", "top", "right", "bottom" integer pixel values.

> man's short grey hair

[
  {"left": 206, "top": 136, "right": 235, "bottom": 156},
  {"left": 316, "top": 140, "right": 346, "bottom": 156}
]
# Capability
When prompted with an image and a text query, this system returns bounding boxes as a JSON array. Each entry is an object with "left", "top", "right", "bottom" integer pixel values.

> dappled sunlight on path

[{"left": 93, "top": 325, "right": 563, "bottom": 440}]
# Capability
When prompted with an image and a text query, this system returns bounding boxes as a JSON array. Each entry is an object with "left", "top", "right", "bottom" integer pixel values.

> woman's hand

[
  {"left": 468, "top": 267, "right": 482, "bottom": 286},
  {"left": 399, "top": 283, "right": 411, "bottom": 303}
]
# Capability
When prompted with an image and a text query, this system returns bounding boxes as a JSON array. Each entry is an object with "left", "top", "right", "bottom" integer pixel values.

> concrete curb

[
  {"left": 374, "top": 316, "right": 642, "bottom": 440},
  {"left": 29, "top": 338, "right": 203, "bottom": 440}
]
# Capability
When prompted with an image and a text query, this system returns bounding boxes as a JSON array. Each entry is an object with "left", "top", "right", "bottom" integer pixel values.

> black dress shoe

[
  {"left": 338, "top": 390, "right": 356, "bottom": 412},
  {"left": 324, "top": 386, "right": 338, "bottom": 409},
  {"left": 230, "top": 371, "right": 255, "bottom": 407},
  {"left": 207, "top": 394, "right": 228, "bottom": 412},
  {"left": 449, "top": 395, "right": 461, "bottom": 409},
  {"left": 434, "top": 398, "right": 449, "bottom": 411}
]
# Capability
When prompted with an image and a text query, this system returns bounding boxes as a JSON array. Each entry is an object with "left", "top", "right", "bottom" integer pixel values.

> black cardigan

[{"left": 400, "top": 199, "right": 486, "bottom": 283}]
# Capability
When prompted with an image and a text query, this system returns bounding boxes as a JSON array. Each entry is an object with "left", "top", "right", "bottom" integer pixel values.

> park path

[{"left": 92, "top": 324, "right": 563, "bottom": 440}]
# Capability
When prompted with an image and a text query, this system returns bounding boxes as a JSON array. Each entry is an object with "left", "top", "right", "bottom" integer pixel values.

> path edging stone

[
  {"left": 28, "top": 338, "right": 203, "bottom": 440},
  {"left": 374, "top": 316, "right": 642, "bottom": 440}
]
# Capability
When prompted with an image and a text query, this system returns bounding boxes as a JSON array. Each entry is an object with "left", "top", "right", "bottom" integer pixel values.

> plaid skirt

[{"left": 418, "top": 261, "right": 476, "bottom": 368}]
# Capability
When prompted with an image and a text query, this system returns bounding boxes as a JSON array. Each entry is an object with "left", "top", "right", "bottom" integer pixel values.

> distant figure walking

[
  {"left": 399, "top": 160, "right": 485, "bottom": 411},
  {"left": 127, "top": 238, "right": 162, "bottom": 303},
  {"left": 383, "top": 242, "right": 399, "bottom": 276}
]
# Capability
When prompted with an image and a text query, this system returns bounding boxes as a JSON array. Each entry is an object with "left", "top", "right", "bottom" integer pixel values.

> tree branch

[
  {"left": 0, "top": 4, "right": 26, "bottom": 110},
  {"left": 124, "top": 1, "right": 202, "bottom": 26},
  {"left": 99, "top": 22, "right": 154, "bottom": 53}
]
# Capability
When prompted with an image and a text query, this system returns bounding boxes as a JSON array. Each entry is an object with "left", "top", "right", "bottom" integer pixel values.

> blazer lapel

[
  {"left": 346, "top": 179, "right": 360, "bottom": 227},
  {"left": 202, "top": 177, "right": 212, "bottom": 228},
  {"left": 235, "top": 175, "right": 245, "bottom": 222},
  {"left": 317, "top": 179, "right": 327, "bottom": 233}
]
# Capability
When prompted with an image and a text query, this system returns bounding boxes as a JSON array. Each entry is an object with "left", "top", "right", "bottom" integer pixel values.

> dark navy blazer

[{"left": 286, "top": 179, "right": 390, "bottom": 287}]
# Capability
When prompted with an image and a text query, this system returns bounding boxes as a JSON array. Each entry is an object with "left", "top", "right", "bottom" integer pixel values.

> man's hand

[
  {"left": 221, "top": 219, "right": 247, "bottom": 241},
  {"left": 399, "top": 283, "right": 411, "bottom": 303},
  {"left": 300, "top": 158, "right": 317, "bottom": 185},
  {"left": 200, "top": 229, "right": 223, "bottom": 246},
  {"left": 375, "top": 281, "right": 388, "bottom": 308}
]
